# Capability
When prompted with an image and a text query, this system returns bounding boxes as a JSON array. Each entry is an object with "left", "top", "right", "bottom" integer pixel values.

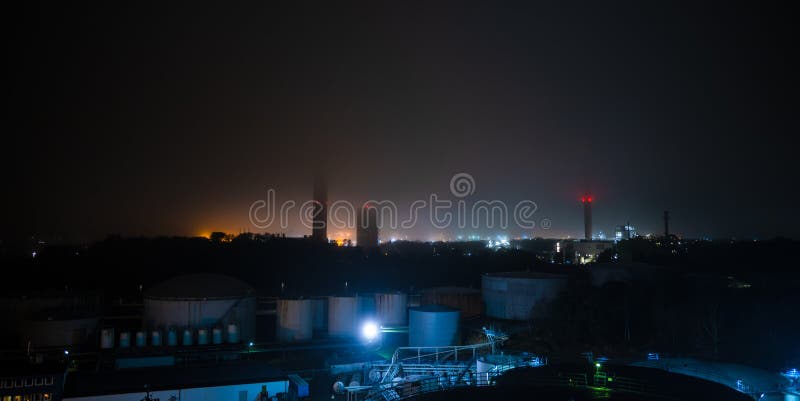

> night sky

[{"left": 7, "top": 2, "right": 798, "bottom": 241}]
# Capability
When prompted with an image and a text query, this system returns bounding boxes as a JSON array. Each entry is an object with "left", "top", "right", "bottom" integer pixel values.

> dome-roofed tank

[
  {"left": 482, "top": 272, "right": 568, "bottom": 320},
  {"left": 420, "top": 287, "right": 482, "bottom": 318},
  {"left": 143, "top": 274, "right": 256, "bottom": 344},
  {"left": 408, "top": 305, "right": 460, "bottom": 347},
  {"left": 276, "top": 298, "right": 313, "bottom": 342}
]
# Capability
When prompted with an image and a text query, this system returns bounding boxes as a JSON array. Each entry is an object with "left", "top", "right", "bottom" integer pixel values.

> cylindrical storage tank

[
  {"left": 276, "top": 299, "right": 313, "bottom": 342},
  {"left": 100, "top": 328, "right": 115, "bottom": 349},
  {"left": 327, "top": 296, "right": 357, "bottom": 337},
  {"left": 349, "top": 372, "right": 362, "bottom": 387},
  {"left": 375, "top": 292, "right": 407, "bottom": 326},
  {"left": 19, "top": 316, "right": 99, "bottom": 348},
  {"left": 408, "top": 305, "right": 460, "bottom": 347},
  {"left": 197, "top": 328, "right": 209, "bottom": 345},
  {"left": 310, "top": 297, "right": 328, "bottom": 332},
  {"left": 151, "top": 330, "right": 162, "bottom": 346},
  {"left": 119, "top": 331, "right": 131, "bottom": 348},
  {"left": 482, "top": 272, "right": 569, "bottom": 320},
  {"left": 227, "top": 323, "right": 240, "bottom": 343},
  {"left": 356, "top": 293, "right": 376, "bottom": 320},
  {"left": 182, "top": 328, "right": 194, "bottom": 346},
  {"left": 143, "top": 274, "right": 257, "bottom": 344},
  {"left": 212, "top": 327, "right": 223, "bottom": 344},
  {"left": 420, "top": 287, "right": 482, "bottom": 318},
  {"left": 166, "top": 328, "right": 178, "bottom": 346},
  {"left": 135, "top": 331, "right": 146, "bottom": 347}
]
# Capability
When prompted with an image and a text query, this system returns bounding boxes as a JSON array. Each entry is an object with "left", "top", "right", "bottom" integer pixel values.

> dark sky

[{"left": 7, "top": 2, "right": 798, "bottom": 241}]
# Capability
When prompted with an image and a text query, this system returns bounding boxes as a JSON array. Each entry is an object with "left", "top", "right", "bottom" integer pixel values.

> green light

[
  {"left": 595, "top": 363, "right": 601, "bottom": 368},
  {"left": 607, "top": 377, "right": 613, "bottom": 382}
]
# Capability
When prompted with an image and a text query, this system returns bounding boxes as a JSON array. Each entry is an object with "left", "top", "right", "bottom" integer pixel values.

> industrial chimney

[
  {"left": 312, "top": 175, "right": 327, "bottom": 242},
  {"left": 581, "top": 194, "right": 593, "bottom": 240}
]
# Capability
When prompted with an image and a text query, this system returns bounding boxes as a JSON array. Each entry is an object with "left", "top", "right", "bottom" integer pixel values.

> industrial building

[{"left": 615, "top": 223, "right": 637, "bottom": 240}]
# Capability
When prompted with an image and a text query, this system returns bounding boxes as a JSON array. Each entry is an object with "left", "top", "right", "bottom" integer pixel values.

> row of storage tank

[
  {"left": 276, "top": 293, "right": 463, "bottom": 347},
  {"left": 97, "top": 272, "right": 570, "bottom": 349},
  {"left": 100, "top": 323, "right": 242, "bottom": 349}
]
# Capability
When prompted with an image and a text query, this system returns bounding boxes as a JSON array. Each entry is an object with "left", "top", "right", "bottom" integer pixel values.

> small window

[
  {"left": 34, "top": 377, "right": 43, "bottom": 386},
  {"left": 24, "top": 378, "right": 33, "bottom": 387},
  {"left": 3, "top": 394, "right": 12, "bottom": 401},
  {"left": 34, "top": 394, "right": 43, "bottom": 401},
  {"left": 3, "top": 379, "right": 12, "bottom": 388},
  {"left": 15, "top": 379, "right": 23, "bottom": 387},
  {"left": 43, "top": 377, "right": 53, "bottom": 386},
  {"left": 43, "top": 395, "right": 52, "bottom": 401}
]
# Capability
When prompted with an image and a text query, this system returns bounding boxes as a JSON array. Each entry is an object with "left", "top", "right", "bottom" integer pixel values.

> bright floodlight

[{"left": 362, "top": 321, "right": 379, "bottom": 341}]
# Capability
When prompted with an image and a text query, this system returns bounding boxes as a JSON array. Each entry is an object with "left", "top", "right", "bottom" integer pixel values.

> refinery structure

[{"left": 1, "top": 182, "right": 795, "bottom": 401}]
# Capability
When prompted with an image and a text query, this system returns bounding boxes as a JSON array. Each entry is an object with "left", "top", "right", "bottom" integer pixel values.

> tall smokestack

[
  {"left": 312, "top": 175, "right": 327, "bottom": 242},
  {"left": 581, "top": 194, "right": 593, "bottom": 240},
  {"left": 663, "top": 210, "right": 670, "bottom": 237}
]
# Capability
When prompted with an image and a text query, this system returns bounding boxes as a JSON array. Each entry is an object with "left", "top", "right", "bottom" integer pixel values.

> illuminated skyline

[{"left": 7, "top": 2, "right": 797, "bottom": 242}]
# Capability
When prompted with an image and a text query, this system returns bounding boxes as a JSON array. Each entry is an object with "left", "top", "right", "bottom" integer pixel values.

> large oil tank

[
  {"left": 143, "top": 274, "right": 256, "bottom": 343},
  {"left": 311, "top": 297, "right": 328, "bottom": 332},
  {"left": 356, "top": 293, "right": 376, "bottom": 320},
  {"left": 276, "top": 299, "right": 313, "bottom": 342},
  {"left": 19, "top": 315, "right": 99, "bottom": 348},
  {"left": 375, "top": 292, "right": 407, "bottom": 326},
  {"left": 328, "top": 296, "right": 357, "bottom": 337},
  {"left": 482, "top": 272, "right": 568, "bottom": 320},
  {"left": 408, "top": 305, "right": 460, "bottom": 347},
  {"left": 420, "top": 287, "right": 482, "bottom": 318}
]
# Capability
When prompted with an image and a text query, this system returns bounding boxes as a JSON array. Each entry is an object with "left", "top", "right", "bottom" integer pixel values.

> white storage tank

[
  {"left": 182, "top": 328, "right": 193, "bottom": 346},
  {"left": 276, "top": 299, "right": 313, "bottom": 342},
  {"left": 100, "top": 328, "right": 115, "bottom": 349},
  {"left": 482, "top": 272, "right": 569, "bottom": 320},
  {"left": 143, "top": 274, "right": 256, "bottom": 343},
  {"left": 227, "top": 323, "right": 240, "bottom": 343},
  {"left": 166, "top": 328, "right": 178, "bottom": 346},
  {"left": 356, "top": 293, "right": 376, "bottom": 319},
  {"left": 212, "top": 327, "right": 223, "bottom": 344},
  {"left": 119, "top": 331, "right": 131, "bottom": 348},
  {"left": 375, "top": 292, "right": 407, "bottom": 326},
  {"left": 310, "top": 297, "right": 328, "bottom": 332},
  {"left": 135, "top": 330, "right": 146, "bottom": 347},
  {"left": 327, "top": 296, "right": 357, "bottom": 338},
  {"left": 151, "top": 329, "right": 162, "bottom": 346},
  {"left": 408, "top": 305, "right": 460, "bottom": 347},
  {"left": 197, "top": 328, "right": 209, "bottom": 345}
]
